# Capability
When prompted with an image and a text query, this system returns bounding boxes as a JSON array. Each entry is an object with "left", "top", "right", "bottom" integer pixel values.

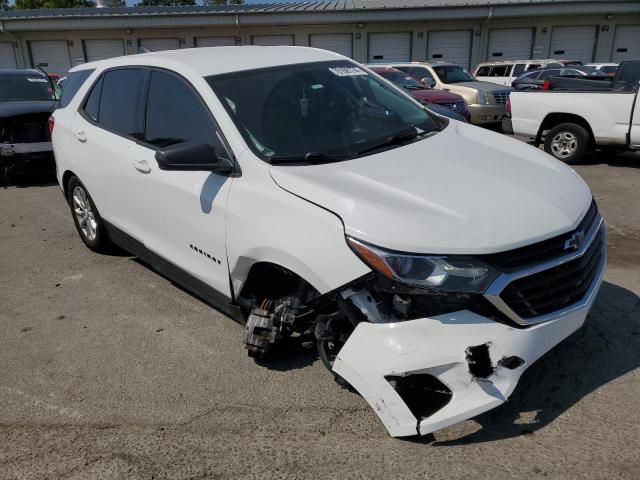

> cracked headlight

[
  {"left": 477, "top": 90, "right": 491, "bottom": 105},
  {"left": 347, "top": 237, "right": 500, "bottom": 293}
]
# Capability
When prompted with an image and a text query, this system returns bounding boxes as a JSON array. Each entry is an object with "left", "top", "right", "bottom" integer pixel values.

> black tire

[
  {"left": 66, "top": 176, "right": 110, "bottom": 252},
  {"left": 544, "top": 123, "right": 590, "bottom": 164}
]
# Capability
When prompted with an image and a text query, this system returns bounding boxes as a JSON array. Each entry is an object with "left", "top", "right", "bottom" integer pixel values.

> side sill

[{"left": 103, "top": 221, "right": 244, "bottom": 324}]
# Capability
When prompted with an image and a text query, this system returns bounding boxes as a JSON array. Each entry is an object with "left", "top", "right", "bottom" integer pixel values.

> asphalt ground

[{"left": 1, "top": 151, "right": 639, "bottom": 479}]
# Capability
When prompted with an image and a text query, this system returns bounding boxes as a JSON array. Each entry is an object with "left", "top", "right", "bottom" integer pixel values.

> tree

[
  {"left": 202, "top": 0, "right": 245, "bottom": 5},
  {"left": 14, "top": 0, "right": 95, "bottom": 8},
  {"left": 1, "top": 0, "right": 11, "bottom": 11},
  {"left": 135, "top": 0, "right": 196, "bottom": 6}
]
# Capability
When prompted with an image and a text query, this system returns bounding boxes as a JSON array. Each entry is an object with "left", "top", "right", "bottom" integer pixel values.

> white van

[{"left": 474, "top": 59, "right": 581, "bottom": 86}]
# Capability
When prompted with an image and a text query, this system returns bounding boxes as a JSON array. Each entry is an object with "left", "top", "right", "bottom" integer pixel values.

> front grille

[
  {"left": 485, "top": 201, "right": 598, "bottom": 271},
  {"left": 499, "top": 227, "right": 604, "bottom": 320},
  {"left": 491, "top": 90, "right": 511, "bottom": 105},
  {"left": 437, "top": 100, "right": 468, "bottom": 114}
]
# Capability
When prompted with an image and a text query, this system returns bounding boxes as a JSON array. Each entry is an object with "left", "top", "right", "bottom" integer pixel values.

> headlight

[
  {"left": 477, "top": 90, "right": 491, "bottom": 105},
  {"left": 347, "top": 237, "right": 500, "bottom": 293}
]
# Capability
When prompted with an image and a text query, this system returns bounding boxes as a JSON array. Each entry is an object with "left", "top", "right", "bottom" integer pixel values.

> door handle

[
  {"left": 132, "top": 159, "right": 151, "bottom": 174},
  {"left": 75, "top": 131, "right": 87, "bottom": 143}
]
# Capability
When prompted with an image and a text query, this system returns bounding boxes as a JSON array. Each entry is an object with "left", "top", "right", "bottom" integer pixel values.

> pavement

[{"left": 0, "top": 152, "right": 639, "bottom": 479}]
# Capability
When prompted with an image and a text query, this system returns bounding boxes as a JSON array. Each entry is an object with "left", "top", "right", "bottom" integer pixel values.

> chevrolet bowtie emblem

[{"left": 564, "top": 230, "right": 585, "bottom": 251}]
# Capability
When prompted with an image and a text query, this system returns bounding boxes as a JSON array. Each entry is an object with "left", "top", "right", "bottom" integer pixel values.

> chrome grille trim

[
  {"left": 484, "top": 214, "right": 606, "bottom": 326},
  {"left": 492, "top": 90, "right": 511, "bottom": 105}
]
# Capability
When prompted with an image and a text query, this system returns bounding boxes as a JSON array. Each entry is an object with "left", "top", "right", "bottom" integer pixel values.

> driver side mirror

[
  {"left": 155, "top": 142, "right": 234, "bottom": 174},
  {"left": 421, "top": 77, "right": 436, "bottom": 88}
]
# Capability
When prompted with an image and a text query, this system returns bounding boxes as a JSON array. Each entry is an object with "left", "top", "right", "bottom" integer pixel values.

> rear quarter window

[{"left": 59, "top": 69, "right": 94, "bottom": 108}]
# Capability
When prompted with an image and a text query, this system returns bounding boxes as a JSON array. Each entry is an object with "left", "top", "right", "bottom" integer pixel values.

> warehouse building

[{"left": 0, "top": 0, "right": 639, "bottom": 75}]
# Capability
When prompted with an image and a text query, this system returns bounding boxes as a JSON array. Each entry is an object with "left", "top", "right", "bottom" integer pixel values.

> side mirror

[
  {"left": 155, "top": 142, "right": 233, "bottom": 174},
  {"left": 421, "top": 77, "right": 436, "bottom": 88}
]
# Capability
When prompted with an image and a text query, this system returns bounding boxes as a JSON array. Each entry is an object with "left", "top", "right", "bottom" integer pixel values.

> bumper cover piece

[{"left": 333, "top": 280, "right": 601, "bottom": 437}]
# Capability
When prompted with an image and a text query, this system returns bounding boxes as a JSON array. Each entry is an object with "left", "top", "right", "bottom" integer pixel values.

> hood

[
  {"left": 406, "top": 88, "right": 463, "bottom": 104},
  {"left": 0, "top": 101, "right": 56, "bottom": 119},
  {"left": 270, "top": 122, "right": 592, "bottom": 255}
]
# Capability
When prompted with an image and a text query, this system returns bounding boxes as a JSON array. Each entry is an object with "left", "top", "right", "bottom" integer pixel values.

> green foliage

[{"left": 14, "top": 0, "right": 95, "bottom": 8}]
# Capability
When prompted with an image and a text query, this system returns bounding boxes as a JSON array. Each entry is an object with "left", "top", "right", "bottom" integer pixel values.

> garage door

[
  {"left": 310, "top": 34, "right": 352, "bottom": 58},
  {"left": 550, "top": 26, "right": 596, "bottom": 63},
  {"left": 0, "top": 42, "right": 17, "bottom": 69},
  {"left": 488, "top": 28, "right": 533, "bottom": 61},
  {"left": 368, "top": 32, "right": 411, "bottom": 62},
  {"left": 84, "top": 39, "right": 125, "bottom": 62},
  {"left": 139, "top": 38, "right": 180, "bottom": 52},
  {"left": 427, "top": 30, "right": 472, "bottom": 68},
  {"left": 251, "top": 35, "right": 294, "bottom": 46},
  {"left": 29, "top": 40, "right": 72, "bottom": 74},
  {"left": 195, "top": 36, "right": 237, "bottom": 47},
  {"left": 612, "top": 25, "right": 640, "bottom": 62}
]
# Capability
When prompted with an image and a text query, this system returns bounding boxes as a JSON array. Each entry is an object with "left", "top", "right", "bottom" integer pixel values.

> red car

[{"left": 369, "top": 66, "right": 470, "bottom": 122}]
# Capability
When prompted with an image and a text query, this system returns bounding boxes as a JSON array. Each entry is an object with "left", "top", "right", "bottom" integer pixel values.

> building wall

[{"left": 3, "top": 13, "right": 639, "bottom": 71}]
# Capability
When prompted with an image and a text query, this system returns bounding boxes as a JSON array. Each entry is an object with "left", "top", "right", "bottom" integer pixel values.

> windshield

[
  {"left": 377, "top": 70, "right": 424, "bottom": 88},
  {"left": 206, "top": 61, "right": 441, "bottom": 163},
  {"left": 0, "top": 74, "right": 55, "bottom": 102},
  {"left": 432, "top": 65, "right": 476, "bottom": 84}
]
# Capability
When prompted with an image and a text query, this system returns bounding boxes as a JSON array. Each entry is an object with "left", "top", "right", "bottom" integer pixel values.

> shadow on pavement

[{"left": 432, "top": 281, "right": 640, "bottom": 446}]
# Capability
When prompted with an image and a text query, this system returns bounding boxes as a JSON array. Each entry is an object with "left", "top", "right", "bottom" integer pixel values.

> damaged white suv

[{"left": 51, "top": 47, "right": 605, "bottom": 437}]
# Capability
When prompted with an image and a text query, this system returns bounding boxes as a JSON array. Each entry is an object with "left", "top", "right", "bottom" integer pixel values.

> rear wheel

[
  {"left": 67, "top": 176, "right": 110, "bottom": 252},
  {"left": 544, "top": 123, "right": 589, "bottom": 164}
]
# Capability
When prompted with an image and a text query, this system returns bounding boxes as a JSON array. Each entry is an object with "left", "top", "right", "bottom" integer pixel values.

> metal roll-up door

[
  {"left": 488, "top": 28, "right": 533, "bottom": 61},
  {"left": 0, "top": 42, "right": 17, "bottom": 69},
  {"left": 310, "top": 34, "right": 353, "bottom": 58},
  {"left": 139, "top": 38, "right": 181, "bottom": 52},
  {"left": 195, "top": 36, "right": 237, "bottom": 47},
  {"left": 367, "top": 32, "right": 411, "bottom": 62},
  {"left": 84, "top": 39, "right": 125, "bottom": 62},
  {"left": 612, "top": 25, "right": 640, "bottom": 62},
  {"left": 251, "top": 35, "right": 294, "bottom": 46},
  {"left": 29, "top": 40, "right": 72, "bottom": 75},
  {"left": 550, "top": 26, "right": 596, "bottom": 63},
  {"left": 427, "top": 30, "right": 472, "bottom": 68}
]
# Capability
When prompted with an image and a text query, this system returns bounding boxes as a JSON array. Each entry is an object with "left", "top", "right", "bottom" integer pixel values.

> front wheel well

[
  {"left": 237, "top": 262, "right": 320, "bottom": 312},
  {"left": 536, "top": 113, "right": 594, "bottom": 146}
]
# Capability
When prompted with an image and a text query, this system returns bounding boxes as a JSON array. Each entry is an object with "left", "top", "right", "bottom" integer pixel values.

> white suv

[{"left": 51, "top": 47, "right": 605, "bottom": 438}]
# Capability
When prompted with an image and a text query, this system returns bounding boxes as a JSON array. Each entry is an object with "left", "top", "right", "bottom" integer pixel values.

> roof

[
  {"left": 0, "top": 68, "right": 45, "bottom": 76},
  {"left": 71, "top": 45, "right": 342, "bottom": 77},
  {"left": 0, "top": 0, "right": 637, "bottom": 19}
]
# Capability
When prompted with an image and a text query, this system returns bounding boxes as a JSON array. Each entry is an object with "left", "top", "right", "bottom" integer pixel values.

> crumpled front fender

[{"left": 332, "top": 301, "right": 595, "bottom": 437}]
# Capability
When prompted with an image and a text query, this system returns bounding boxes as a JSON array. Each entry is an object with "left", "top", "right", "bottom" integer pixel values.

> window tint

[
  {"left": 476, "top": 66, "right": 491, "bottom": 76},
  {"left": 59, "top": 69, "right": 94, "bottom": 108},
  {"left": 145, "top": 71, "right": 220, "bottom": 150},
  {"left": 526, "top": 63, "right": 541, "bottom": 71},
  {"left": 98, "top": 69, "right": 147, "bottom": 138},
  {"left": 538, "top": 69, "right": 561, "bottom": 80},
  {"left": 618, "top": 63, "right": 640, "bottom": 85},
  {"left": 513, "top": 64, "right": 526, "bottom": 76},
  {"left": 490, "top": 65, "right": 512, "bottom": 77},
  {"left": 83, "top": 76, "right": 103, "bottom": 122}
]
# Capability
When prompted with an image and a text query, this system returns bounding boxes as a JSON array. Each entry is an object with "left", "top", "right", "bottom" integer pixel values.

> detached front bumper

[
  {"left": 467, "top": 104, "right": 506, "bottom": 124},
  {"left": 333, "top": 274, "right": 603, "bottom": 437}
]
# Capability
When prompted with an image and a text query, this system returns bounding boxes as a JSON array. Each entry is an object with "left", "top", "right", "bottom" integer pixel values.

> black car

[
  {"left": 0, "top": 69, "right": 58, "bottom": 183},
  {"left": 511, "top": 65, "right": 608, "bottom": 90}
]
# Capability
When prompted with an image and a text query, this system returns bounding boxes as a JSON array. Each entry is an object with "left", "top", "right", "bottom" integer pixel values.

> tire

[
  {"left": 544, "top": 123, "right": 590, "bottom": 164},
  {"left": 66, "top": 176, "right": 110, "bottom": 252}
]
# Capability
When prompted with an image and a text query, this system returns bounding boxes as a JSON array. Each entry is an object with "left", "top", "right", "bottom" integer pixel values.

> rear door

[
  {"left": 70, "top": 68, "right": 149, "bottom": 239},
  {"left": 132, "top": 69, "right": 233, "bottom": 298}
]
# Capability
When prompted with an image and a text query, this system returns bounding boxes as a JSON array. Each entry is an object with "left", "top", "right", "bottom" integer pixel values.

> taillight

[
  {"left": 48, "top": 116, "right": 55, "bottom": 138},
  {"left": 542, "top": 80, "right": 551, "bottom": 90},
  {"left": 506, "top": 97, "right": 511, "bottom": 114}
]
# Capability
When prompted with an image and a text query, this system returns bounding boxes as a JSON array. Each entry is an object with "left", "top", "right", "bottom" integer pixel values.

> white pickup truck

[{"left": 508, "top": 80, "right": 640, "bottom": 163}]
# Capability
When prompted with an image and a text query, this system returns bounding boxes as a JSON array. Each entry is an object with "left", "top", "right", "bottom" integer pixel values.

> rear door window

[
  {"left": 98, "top": 69, "right": 147, "bottom": 139},
  {"left": 538, "top": 69, "right": 561, "bottom": 80},
  {"left": 83, "top": 76, "right": 103, "bottom": 122},
  {"left": 59, "top": 69, "right": 94, "bottom": 108},
  {"left": 476, "top": 66, "right": 492, "bottom": 76},
  {"left": 144, "top": 70, "right": 224, "bottom": 153},
  {"left": 512, "top": 64, "right": 526, "bottom": 76}
]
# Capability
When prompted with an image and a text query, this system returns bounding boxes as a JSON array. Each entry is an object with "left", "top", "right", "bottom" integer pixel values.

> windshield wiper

[
  {"left": 403, "top": 85, "right": 425, "bottom": 90},
  {"left": 354, "top": 128, "right": 423, "bottom": 157},
  {"left": 269, "top": 152, "right": 351, "bottom": 165}
]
